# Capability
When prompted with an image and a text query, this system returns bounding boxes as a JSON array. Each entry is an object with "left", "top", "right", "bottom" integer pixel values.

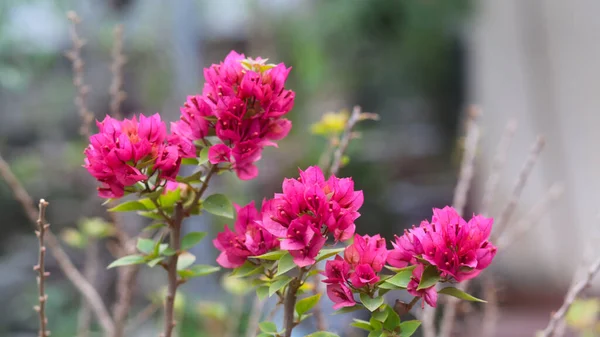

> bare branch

[
  {"left": 493, "top": 136, "right": 545, "bottom": 238},
  {"left": 538, "top": 254, "right": 600, "bottom": 337},
  {"left": 109, "top": 24, "right": 127, "bottom": 119},
  {"left": 65, "top": 11, "right": 94, "bottom": 137},
  {"left": 34, "top": 199, "right": 51, "bottom": 337},
  {"left": 452, "top": 106, "right": 481, "bottom": 215},
  {"left": 480, "top": 119, "right": 518, "bottom": 215},
  {"left": 0, "top": 153, "right": 115, "bottom": 335}
]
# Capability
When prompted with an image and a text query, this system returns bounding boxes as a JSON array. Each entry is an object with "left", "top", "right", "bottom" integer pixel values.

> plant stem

[
  {"left": 35, "top": 199, "right": 50, "bottom": 337},
  {"left": 283, "top": 277, "right": 301, "bottom": 337},
  {"left": 162, "top": 202, "right": 184, "bottom": 337}
]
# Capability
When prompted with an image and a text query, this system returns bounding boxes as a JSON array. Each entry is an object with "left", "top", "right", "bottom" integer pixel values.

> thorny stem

[
  {"left": 161, "top": 164, "right": 218, "bottom": 337},
  {"left": 162, "top": 202, "right": 184, "bottom": 337},
  {"left": 283, "top": 270, "right": 306, "bottom": 337},
  {"left": 34, "top": 199, "right": 50, "bottom": 337},
  {"left": 0, "top": 153, "right": 115, "bottom": 335}
]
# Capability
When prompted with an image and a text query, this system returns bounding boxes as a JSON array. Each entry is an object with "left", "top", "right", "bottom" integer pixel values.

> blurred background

[{"left": 0, "top": 0, "right": 598, "bottom": 336}]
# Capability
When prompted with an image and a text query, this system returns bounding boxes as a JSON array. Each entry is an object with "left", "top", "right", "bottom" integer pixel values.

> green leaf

[
  {"left": 137, "top": 211, "right": 163, "bottom": 220},
  {"left": 231, "top": 261, "right": 264, "bottom": 277},
  {"left": 305, "top": 332, "right": 340, "bottom": 337},
  {"left": 179, "top": 264, "right": 220, "bottom": 279},
  {"left": 147, "top": 257, "right": 164, "bottom": 267},
  {"left": 109, "top": 200, "right": 149, "bottom": 212},
  {"left": 256, "top": 286, "right": 269, "bottom": 300},
  {"left": 143, "top": 223, "right": 167, "bottom": 231},
  {"left": 316, "top": 247, "right": 345, "bottom": 262},
  {"left": 159, "top": 188, "right": 181, "bottom": 208},
  {"left": 360, "top": 293, "right": 384, "bottom": 312},
  {"left": 198, "top": 146, "right": 210, "bottom": 165},
  {"left": 367, "top": 330, "right": 383, "bottom": 337},
  {"left": 251, "top": 250, "right": 287, "bottom": 261},
  {"left": 372, "top": 309, "right": 388, "bottom": 322},
  {"left": 351, "top": 319, "right": 373, "bottom": 331},
  {"left": 383, "top": 305, "right": 401, "bottom": 331},
  {"left": 181, "top": 157, "right": 199, "bottom": 166},
  {"left": 259, "top": 321, "right": 278, "bottom": 333},
  {"left": 332, "top": 305, "right": 362, "bottom": 315},
  {"left": 203, "top": 194, "right": 234, "bottom": 218},
  {"left": 384, "top": 266, "right": 416, "bottom": 288},
  {"left": 399, "top": 320, "right": 421, "bottom": 337},
  {"left": 107, "top": 255, "right": 146, "bottom": 268},
  {"left": 136, "top": 238, "right": 156, "bottom": 254},
  {"left": 176, "top": 252, "right": 196, "bottom": 271},
  {"left": 369, "top": 317, "right": 383, "bottom": 331},
  {"left": 276, "top": 253, "right": 296, "bottom": 276},
  {"left": 257, "top": 334, "right": 272, "bottom": 337},
  {"left": 417, "top": 265, "right": 440, "bottom": 290},
  {"left": 296, "top": 293, "right": 321, "bottom": 316},
  {"left": 438, "top": 287, "right": 487, "bottom": 303},
  {"left": 162, "top": 247, "right": 176, "bottom": 256},
  {"left": 269, "top": 276, "right": 293, "bottom": 297},
  {"left": 181, "top": 231, "right": 207, "bottom": 251}
]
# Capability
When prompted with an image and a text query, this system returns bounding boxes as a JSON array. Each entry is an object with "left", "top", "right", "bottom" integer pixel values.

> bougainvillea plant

[{"left": 85, "top": 51, "right": 496, "bottom": 337}]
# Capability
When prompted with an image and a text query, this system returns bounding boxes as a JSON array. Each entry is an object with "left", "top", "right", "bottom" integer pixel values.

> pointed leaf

[
  {"left": 399, "top": 320, "right": 421, "bottom": 337},
  {"left": 305, "top": 332, "right": 340, "bottom": 337},
  {"left": 107, "top": 255, "right": 146, "bottom": 268},
  {"left": 109, "top": 200, "right": 149, "bottom": 212},
  {"left": 178, "top": 264, "right": 220, "bottom": 279},
  {"left": 296, "top": 293, "right": 321, "bottom": 316},
  {"left": 256, "top": 286, "right": 269, "bottom": 300},
  {"left": 181, "top": 157, "right": 199, "bottom": 166},
  {"left": 316, "top": 248, "right": 345, "bottom": 262},
  {"left": 203, "top": 194, "right": 234, "bottom": 218},
  {"left": 276, "top": 253, "right": 296, "bottom": 276},
  {"left": 143, "top": 223, "right": 167, "bottom": 231},
  {"left": 259, "top": 321, "right": 278, "bottom": 333},
  {"left": 269, "top": 276, "right": 293, "bottom": 297},
  {"left": 384, "top": 266, "right": 416, "bottom": 288},
  {"left": 176, "top": 252, "right": 196, "bottom": 271},
  {"left": 332, "top": 305, "right": 362, "bottom": 315},
  {"left": 383, "top": 305, "right": 401, "bottom": 331},
  {"left": 198, "top": 146, "right": 210, "bottom": 165},
  {"left": 147, "top": 257, "right": 165, "bottom": 267},
  {"left": 181, "top": 231, "right": 207, "bottom": 250},
  {"left": 438, "top": 287, "right": 487, "bottom": 303},
  {"left": 360, "top": 293, "right": 384, "bottom": 312},
  {"left": 159, "top": 188, "right": 181, "bottom": 208},
  {"left": 417, "top": 265, "right": 440, "bottom": 290},
  {"left": 136, "top": 238, "right": 156, "bottom": 254},
  {"left": 351, "top": 319, "right": 373, "bottom": 331},
  {"left": 251, "top": 250, "right": 287, "bottom": 261},
  {"left": 232, "top": 261, "right": 264, "bottom": 277}
]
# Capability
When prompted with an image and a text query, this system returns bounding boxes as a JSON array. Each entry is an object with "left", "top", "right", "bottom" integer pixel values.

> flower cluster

[
  {"left": 323, "top": 234, "right": 388, "bottom": 309},
  {"left": 172, "top": 51, "right": 295, "bottom": 180},
  {"left": 213, "top": 202, "right": 279, "bottom": 268},
  {"left": 84, "top": 114, "right": 183, "bottom": 198},
  {"left": 260, "top": 166, "right": 364, "bottom": 267},
  {"left": 387, "top": 206, "right": 497, "bottom": 307}
]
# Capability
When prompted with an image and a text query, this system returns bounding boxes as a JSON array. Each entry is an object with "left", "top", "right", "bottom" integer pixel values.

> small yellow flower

[{"left": 311, "top": 110, "right": 349, "bottom": 136}]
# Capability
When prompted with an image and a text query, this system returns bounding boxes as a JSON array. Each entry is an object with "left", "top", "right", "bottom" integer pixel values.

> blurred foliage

[{"left": 566, "top": 298, "right": 600, "bottom": 337}]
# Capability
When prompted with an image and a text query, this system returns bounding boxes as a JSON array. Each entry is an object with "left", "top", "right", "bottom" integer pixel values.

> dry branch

[
  {"left": 0, "top": 153, "right": 115, "bottom": 335},
  {"left": 34, "top": 199, "right": 51, "bottom": 337}
]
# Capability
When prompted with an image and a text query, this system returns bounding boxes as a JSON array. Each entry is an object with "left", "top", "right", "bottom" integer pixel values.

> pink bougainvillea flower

[
  {"left": 349, "top": 263, "right": 380, "bottom": 288},
  {"left": 172, "top": 51, "right": 295, "bottom": 180},
  {"left": 343, "top": 234, "right": 388, "bottom": 272},
  {"left": 326, "top": 283, "right": 356, "bottom": 310},
  {"left": 388, "top": 206, "right": 497, "bottom": 282},
  {"left": 259, "top": 166, "right": 363, "bottom": 267},
  {"left": 213, "top": 201, "right": 279, "bottom": 268},
  {"left": 406, "top": 264, "right": 438, "bottom": 308},
  {"left": 322, "top": 255, "right": 351, "bottom": 284},
  {"left": 84, "top": 113, "right": 185, "bottom": 198}
]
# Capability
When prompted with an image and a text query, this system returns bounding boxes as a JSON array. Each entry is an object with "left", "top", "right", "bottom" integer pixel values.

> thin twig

[
  {"left": 283, "top": 277, "right": 303, "bottom": 337},
  {"left": 538, "top": 254, "right": 600, "bottom": 337},
  {"left": 329, "top": 106, "right": 362, "bottom": 175},
  {"left": 0, "top": 153, "right": 115, "bottom": 335},
  {"left": 77, "top": 239, "right": 99, "bottom": 337},
  {"left": 480, "top": 119, "right": 518, "bottom": 215},
  {"left": 480, "top": 277, "right": 499, "bottom": 337},
  {"left": 34, "top": 199, "right": 51, "bottom": 337},
  {"left": 437, "top": 107, "right": 481, "bottom": 337},
  {"left": 497, "top": 183, "right": 564, "bottom": 250},
  {"left": 492, "top": 136, "right": 545, "bottom": 239},
  {"left": 245, "top": 297, "right": 267, "bottom": 337},
  {"left": 452, "top": 106, "right": 481, "bottom": 215},
  {"left": 125, "top": 303, "right": 161, "bottom": 334},
  {"left": 65, "top": 11, "right": 94, "bottom": 137},
  {"left": 109, "top": 24, "right": 126, "bottom": 119}
]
